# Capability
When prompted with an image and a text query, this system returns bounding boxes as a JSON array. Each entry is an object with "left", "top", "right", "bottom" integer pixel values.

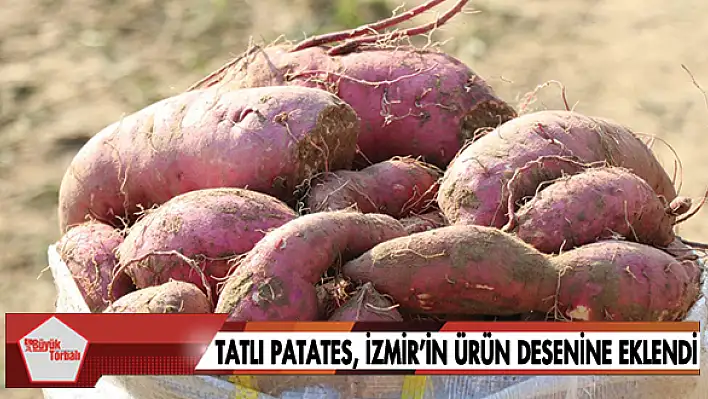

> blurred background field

[{"left": 2, "top": 1, "right": 708, "bottom": 397}]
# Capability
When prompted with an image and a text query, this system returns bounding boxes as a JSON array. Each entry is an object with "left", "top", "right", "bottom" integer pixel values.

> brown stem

[
  {"left": 291, "top": 0, "right": 448, "bottom": 52},
  {"left": 675, "top": 188, "right": 708, "bottom": 224},
  {"left": 668, "top": 196, "right": 692, "bottom": 217},
  {"left": 327, "top": 0, "right": 470, "bottom": 56},
  {"left": 679, "top": 237, "right": 708, "bottom": 250}
]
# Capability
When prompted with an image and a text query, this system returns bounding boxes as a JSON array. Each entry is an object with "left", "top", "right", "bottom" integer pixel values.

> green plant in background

[
  {"left": 333, "top": 0, "right": 391, "bottom": 28},
  {"left": 307, "top": 0, "right": 393, "bottom": 35}
]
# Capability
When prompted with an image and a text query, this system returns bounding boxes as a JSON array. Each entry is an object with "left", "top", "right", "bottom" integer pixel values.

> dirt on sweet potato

[
  {"left": 438, "top": 110, "right": 678, "bottom": 228},
  {"left": 343, "top": 225, "right": 557, "bottom": 315},
  {"left": 58, "top": 86, "right": 359, "bottom": 232},
  {"left": 215, "top": 211, "right": 407, "bottom": 321},
  {"left": 115, "top": 188, "right": 297, "bottom": 302},
  {"left": 506, "top": 167, "right": 676, "bottom": 253},
  {"left": 550, "top": 240, "right": 701, "bottom": 321},
  {"left": 306, "top": 157, "right": 441, "bottom": 218},
  {"left": 56, "top": 221, "right": 134, "bottom": 312},
  {"left": 189, "top": 44, "right": 516, "bottom": 168}
]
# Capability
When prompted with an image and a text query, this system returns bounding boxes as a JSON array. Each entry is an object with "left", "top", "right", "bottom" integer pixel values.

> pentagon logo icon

[{"left": 19, "top": 316, "right": 88, "bottom": 382}]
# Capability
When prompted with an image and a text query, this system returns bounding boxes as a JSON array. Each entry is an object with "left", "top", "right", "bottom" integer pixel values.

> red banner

[{"left": 5, "top": 313, "right": 700, "bottom": 388}]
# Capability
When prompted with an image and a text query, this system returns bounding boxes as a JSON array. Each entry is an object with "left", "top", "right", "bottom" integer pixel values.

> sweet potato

[
  {"left": 316, "top": 284, "right": 335, "bottom": 320},
  {"left": 505, "top": 167, "right": 676, "bottom": 253},
  {"left": 342, "top": 225, "right": 557, "bottom": 315},
  {"left": 306, "top": 157, "right": 441, "bottom": 217},
  {"left": 116, "top": 188, "right": 297, "bottom": 299},
  {"left": 103, "top": 281, "right": 211, "bottom": 313},
  {"left": 215, "top": 211, "right": 407, "bottom": 321},
  {"left": 56, "top": 221, "right": 134, "bottom": 312},
  {"left": 329, "top": 282, "right": 403, "bottom": 322},
  {"left": 550, "top": 240, "right": 701, "bottom": 321},
  {"left": 438, "top": 110, "right": 678, "bottom": 228},
  {"left": 58, "top": 85, "right": 359, "bottom": 232},
  {"left": 399, "top": 211, "right": 448, "bottom": 234},
  {"left": 316, "top": 277, "right": 350, "bottom": 320},
  {"left": 189, "top": 45, "right": 516, "bottom": 168}
]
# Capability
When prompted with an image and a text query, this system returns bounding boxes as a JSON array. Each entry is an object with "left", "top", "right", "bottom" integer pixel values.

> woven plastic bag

[{"left": 42, "top": 245, "right": 708, "bottom": 399}]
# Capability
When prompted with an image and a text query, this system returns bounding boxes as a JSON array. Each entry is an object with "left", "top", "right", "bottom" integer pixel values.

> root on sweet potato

[{"left": 329, "top": 282, "right": 403, "bottom": 321}]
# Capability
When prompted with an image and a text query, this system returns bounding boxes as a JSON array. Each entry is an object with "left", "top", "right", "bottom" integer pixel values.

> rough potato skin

[
  {"left": 509, "top": 167, "right": 676, "bottom": 253},
  {"left": 438, "top": 110, "right": 678, "bottom": 228},
  {"left": 399, "top": 211, "right": 448, "bottom": 235},
  {"left": 550, "top": 240, "right": 701, "bottom": 321},
  {"left": 103, "top": 281, "right": 211, "bottom": 313},
  {"left": 329, "top": 282, "right": 403, "bottom": 321},
  {"left": 117, "top": 188, "right": 297, "bottom": 297},
  {"left": 191, "top": 45, "right": 517, "bottom": 168},
  {"left": 56, "top": 221, "right": 134, "bottom": 312},
  {"left": 307, "top": 158, "right": 441, "bottom": 217},
  {"left": 58, "top": 85, "right": 359, "bottom": 232},
  {"left": 315, "top": 277, "right": 349, "bottom": 320},
  {"left": 342, "top": 225, "right": 557, "bottom": 315},
  {"left": 215, "top": 211, "right": 407, "bottom": 321}
]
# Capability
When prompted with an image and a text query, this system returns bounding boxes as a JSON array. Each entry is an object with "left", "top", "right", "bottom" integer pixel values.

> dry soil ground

[{"left": 2, "top": 1, "right": 708, "bottom": 398}]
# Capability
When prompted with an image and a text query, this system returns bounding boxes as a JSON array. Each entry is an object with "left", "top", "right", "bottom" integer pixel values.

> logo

[{"left": 18, "top": 316, "right": 88, "bottom": 382}]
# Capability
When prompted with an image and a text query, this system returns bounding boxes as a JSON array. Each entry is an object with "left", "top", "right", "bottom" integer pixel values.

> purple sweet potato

[
  {"left": 342, "top": 225, "right": 557, "bottom": 315},
  {"left": 58, "top": 85, "right": 359, "bottom": 232},
  {"left": 103, "top": 281, "right": 211, "bottom": 313},
  {"left": 399, "top": 211, "right": 448, "bottom": 234},
  {"left": 189, "top": 45, "right": 516, "bottom": 168},
  {"left": 307, "top": 157, "right": 441, "bottom": 217},
  {"left": 438, "top": 110, "right": 678, "bottom": 228},
  {"left": 56, "top": 221, "right": 134, "bottom": 312},
  {"left": 215, "top": 211, "right": 407, "bottom": 321},
  {"left": 550, "top": 240, "right": 701, "bottom": 321},
  {"left": 329, "top": 282, "right": 403, "bottom": 322},
  {"left": 116, "top": 188, "right": 297, "bottom": 299},
  {"left": 505, "top": 167, "right": 676, "bottom": 253}
]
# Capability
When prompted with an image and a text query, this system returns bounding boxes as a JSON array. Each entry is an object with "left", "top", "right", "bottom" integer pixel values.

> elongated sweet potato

[
  {"left": 58, "top": 86, "right": 359, "bottom": 232},
  {"left": 329, "top": 282, "right": 403, "bottom": 321},
  {"left": 506, "top": 167, "right": 676, "bottom": 253},
  {"left": 342, "top": 225, "right": 557, "bottom": 315},
  {"left": 116, "top": 188, "right": 297, "bottom": 299},
  {"left": 104, "top": 281, "right": 211, "bottom": 313},
  {"left": 399, "top": 211, "right": 448, "bottom": 234},
  {"left": 306, "top": 157, "right": 441, "bottom": 217},
  {"left": 56, "top": 221, "right": 134, "bottom": 312},
  {"left": 550, "top": 240, "right": 701, "bottom": 321},
  {"left": 438, "top": 110, "right": 678, "bottom": 228},
  {"left": 215, "top": 211, "right": 407, "bottom": 321},
  {"left": 189, "top": 45, "right": 516, "bottom": 168}
]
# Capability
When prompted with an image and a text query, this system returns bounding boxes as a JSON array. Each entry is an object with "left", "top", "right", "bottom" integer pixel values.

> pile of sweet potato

[{"left": 54, "top": 0, "right": 703, "bottom": 322}]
